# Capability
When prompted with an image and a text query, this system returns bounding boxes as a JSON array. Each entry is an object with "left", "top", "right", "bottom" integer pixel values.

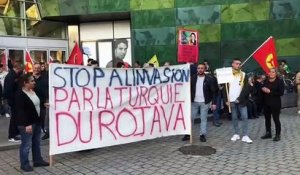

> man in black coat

[
  {"left": 182, "top": 63, "right": 216, "bottom": 142},
  {"left": 4, "top": 60, "right": 24, "bottom": 141}
]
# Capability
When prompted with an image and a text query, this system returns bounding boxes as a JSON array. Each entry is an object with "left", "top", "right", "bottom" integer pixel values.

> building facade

[{"left": 1, "top": 0, "right": 300, "bottom": 72}]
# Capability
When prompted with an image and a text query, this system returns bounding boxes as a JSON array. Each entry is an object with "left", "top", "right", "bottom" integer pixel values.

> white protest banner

[
  {"left": 49, "top": 64, "right": 191, "bottom": 155},
  {"left": 215, "top": 67, "right": 234, "bottom": 84}
]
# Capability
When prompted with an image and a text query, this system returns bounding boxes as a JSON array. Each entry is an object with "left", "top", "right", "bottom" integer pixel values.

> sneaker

[
  {"left": 242, "top": 135, "right": 253, "bottom": 144},
  {"left": 230, "top": 134, "right": 240, "bottom": 141},
  {"left": 5, "top": 113, "right": 10, "bottom": 118},
  {"left": 8, "top": 138, "right": 20, "bottom": 142}
]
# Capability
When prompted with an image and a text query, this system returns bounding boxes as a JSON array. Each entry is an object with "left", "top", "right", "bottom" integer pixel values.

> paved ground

[{"left": 0, "top": 108, "right": 299, "bottom": 175}]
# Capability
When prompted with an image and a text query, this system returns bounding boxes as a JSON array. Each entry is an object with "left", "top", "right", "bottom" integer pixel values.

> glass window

[
  {"left": 29, "top": 50, "right": 47, "bottom": 63},
  {"left": 27, "top": 20, "right": 67, "bottom": 38},
  {"left": 0, "top": 18, "right": 23, "bottom": 36},
  {"left": 8, "top": 49, "right": 24, "bottom": 63},
  {"left": 50, "top": 50, "right": 66, "bottom": 63},
  {"left": 0, "top": 48, "right": 5, "bottom": 63}
]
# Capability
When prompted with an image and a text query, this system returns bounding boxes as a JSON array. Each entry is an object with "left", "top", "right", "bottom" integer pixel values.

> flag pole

[{"left": 241, "top": 36, "right": 273, "bottom": 67}]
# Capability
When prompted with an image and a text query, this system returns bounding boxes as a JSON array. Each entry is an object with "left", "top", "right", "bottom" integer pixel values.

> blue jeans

[
  {"left": 18, "top": 124, "right": 43, "bottom": 167},
  {"left": 230, "top": 103, "right": 248, "bottom": 136},
  {"left": 213, "top": 94, "right": 222, "bottom": 124},
  {"left": 191, "top": 102, "right": 210, "bottom": 135}
]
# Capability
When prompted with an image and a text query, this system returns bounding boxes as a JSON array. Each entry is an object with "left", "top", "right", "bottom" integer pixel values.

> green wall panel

[
  {"left": 39, "top": 0, "right": 60, "bottom": 17},
  {"left": 176, "top": 5, "right": 220, "bottom": 26},
  {"left": 222, "top": 21, "right": 269, "bottom": 41},
  {"left": 270, "top": 19, "right": 300, "bottom": 39},
  {"left": 199, "top": 42, "right": 222, "bottom": 69},
  {"left": 88, "top": 0, "right": 129, "bottom": 13},
  {"left": 133, "top": 27, "right": 176, "bottom": 46},
  {"left": 179, "top": 24, "right": 221, "bottom": 43},
  {"left": 271, "top": 0, "right": 300, "bottom": 20},
  {"left": 59, "top": 0, "right": 88, "bottom": 15},
  {"left": 131, "top": 9, "right": 175, "bottom": 29},
  {"left": 221, "top": 1, "right": 270, "bottom": 23},
  {"left": 130, "top": 0, "right": 174, "bottom": 11},
  {"left": 276, "top": 38, "right": 300, "bottom": 57}
]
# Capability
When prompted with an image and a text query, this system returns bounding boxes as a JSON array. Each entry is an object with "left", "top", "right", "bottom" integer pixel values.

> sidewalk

[{"left": 0, "top": 108, "right": 299, "bottom": 174}]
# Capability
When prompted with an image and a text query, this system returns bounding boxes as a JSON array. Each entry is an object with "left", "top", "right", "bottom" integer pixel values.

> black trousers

[
  {"left": 264, "top": 105, "right": 281, "bottom": 135},
  {"left": 8, "top": 110, "right": 19, "bottom": 139}
]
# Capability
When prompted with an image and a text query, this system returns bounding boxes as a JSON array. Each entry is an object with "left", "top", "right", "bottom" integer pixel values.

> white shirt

[
  {"left": 0, "top": 71, "right": 8, "bottom": 90},
  {"left": 23, "top": 89, "right": 40, "bottom": 117},
  {"left": 229, "top": 73, "right": 245, "bottom": 102},
  {"left": 194, "top": 76, "right": 205, "bottom": 102}
]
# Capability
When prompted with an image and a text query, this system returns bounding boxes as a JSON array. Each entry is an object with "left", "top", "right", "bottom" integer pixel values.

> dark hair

[
  {"left": 91, "top": 60, "right": 99, "bottom": 66},
  {"left": 149, "top": 63, "right": 154, "bottom": 67},
  {"left": 87, "top": 58, "right": 94, "bottom": 63},
  {"left": 0, "top": 64, "right": 3, "bottom": 68},
  {"left": 190, "top": 33, "right": 196, "bottom": 37},
  {"left": 232, "top": 58, "right": 241, "bottom": 63},
  {"left": 280, "top": 60, "right": 287, "bottom": 64},
  {"left": 114, "top": 39, "right": 128, "bottom": 48},
  {"left": 19, "top": 73, "right": 33, "bottom": 87}
]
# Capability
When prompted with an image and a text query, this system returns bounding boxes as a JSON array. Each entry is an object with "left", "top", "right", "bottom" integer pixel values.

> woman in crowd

[
  {"left": 15, "top": 74, "right": 49, "bottom": 172},
  {"left": 261, "top": 68, "right": 285, "bottom": 141}
]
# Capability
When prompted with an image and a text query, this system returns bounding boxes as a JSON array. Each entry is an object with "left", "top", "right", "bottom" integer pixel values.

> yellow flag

[{"left": 147, "top": 55, "right": 159, "bottom": 67}]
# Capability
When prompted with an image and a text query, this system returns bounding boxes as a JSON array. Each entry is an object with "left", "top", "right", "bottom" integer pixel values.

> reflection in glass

[
  {"left": 29, "top": 50, "right": 47, "bottom": 63},
  {"left": 27, "top": 20, "right": 67, "bottom": 38},
  {"left": 50, "top": 50, "right": 66, "bottom": 63}
]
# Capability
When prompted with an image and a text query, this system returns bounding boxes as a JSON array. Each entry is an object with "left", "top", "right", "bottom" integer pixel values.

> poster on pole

[
  {"left": 177, "top": 29, "right": 199, "bottom": 63},
  {"left": 49, "top": 64, "right": 191, "bottom": 155},
  {"left": 215, "top": 67, "right": 234, "bottom": 84}
]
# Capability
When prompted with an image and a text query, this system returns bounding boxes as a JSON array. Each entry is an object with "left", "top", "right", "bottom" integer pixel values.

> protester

[
  {"left": 253, "top": 74, "right": 264, "bottom": 115},
  {"left": 15, "top": 74, "right": 49, "bottom": 172},
  {"left": 296, "top": 70, "right": 300, "bottom": 114},
  {"left": 261, "top": 68, "right": 285, "bottom": 141},
  {"left": 163, "top": 61, "right": 171, "bottom": 66},
  {"left": 182, "top": 63, "right": 216, "bottom": 142},
  {"left": 212, "top": 72, "right": 223, "bottom": 127},
  {"left": 32, "top": 63, "right": 49, "bottom": 140},
  {"left": 90, "top": 60, "right": 99, "bottom": 67},
  {"left": 4, "top": 60, "right": 23, "bottom": 142},
  {"left": 224, "top": 58, "right": 252, "bottom": 144},
  {"left": 203, "top": 60, "right": 212, "bottom": 74},
  {"left": 0, "top": 63, "right": 10, "bottom": 118},
  {"left": 247, "top": 76, "right": 257, "bottom": 119},
  {"left": 133, "top": 61, "right": 142, "bottom": 68}
]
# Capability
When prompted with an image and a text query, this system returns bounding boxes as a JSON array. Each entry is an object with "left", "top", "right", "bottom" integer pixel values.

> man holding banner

[
  {"left": 182, "top": 63, "right": 216, "bottom": 142},
  {"left": 223, "top": 58, "right": 252, "bottom": 144}
]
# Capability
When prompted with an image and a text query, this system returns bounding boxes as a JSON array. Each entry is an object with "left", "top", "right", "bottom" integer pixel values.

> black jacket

[
  {"left": 33, "top": 73, "right": 48, "bottom": 105},
  {"left": 262, "top": 78, "right": 285, "bottom": 108},
  {"left": 223, "top": 74, "right": 250, "bottom": 106},
  {"left": 191, "top": 74, "right": 216, "bottom": 104},
  {"left": 15, "top": 89, "right": 41, "bottom": 126},
  {"left": 3, "top": 69, "right": 20, "bottom": 107}
]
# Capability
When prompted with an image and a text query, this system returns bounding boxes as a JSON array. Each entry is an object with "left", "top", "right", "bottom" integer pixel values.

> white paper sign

[
  {"left": 49, "top": 64, "right": 191, "bottom": 155},
  {"left": 215, "top": 67, "right": 234, "bottom": 84}
]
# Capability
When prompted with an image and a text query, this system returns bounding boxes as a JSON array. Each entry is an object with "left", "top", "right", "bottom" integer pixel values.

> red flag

[
  {"left": 25, "top": 51, "right": 34, "bottom": 73},
  {"left": 1, "top": 51, "right": 7, "bottom": 71},
  {"left": 252, "top": 37, "right": 278, "bottom": 74},
  {"left": 67, "top": 42, "right": 83, "bottom": 65}
]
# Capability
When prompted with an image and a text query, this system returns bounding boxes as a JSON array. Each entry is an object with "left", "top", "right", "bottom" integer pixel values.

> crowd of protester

[{"left": 0, "top": 55, "right": 298, "bottom": 172}]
